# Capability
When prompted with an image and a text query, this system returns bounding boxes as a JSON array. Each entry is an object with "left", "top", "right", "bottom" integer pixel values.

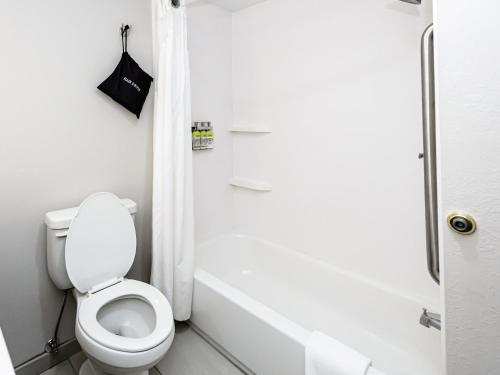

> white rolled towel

[{"left": 306, "top": 331, "right": 372, "bottom": 375}]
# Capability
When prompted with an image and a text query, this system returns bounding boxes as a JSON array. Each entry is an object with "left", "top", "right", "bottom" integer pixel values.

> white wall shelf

[
  {"left": 229, "top": 177, "right": 272, "bottom": 192},
  {"left": 229, "top": 127, "right": 272, "bottom": 133}
]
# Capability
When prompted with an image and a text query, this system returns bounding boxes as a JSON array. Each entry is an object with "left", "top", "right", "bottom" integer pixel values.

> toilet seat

[
  {"left": 78, "top": 279, "right": 174, "bottom": 353},
  {"left": 65, "top": 192, "right": 137, "bottom": 294}
]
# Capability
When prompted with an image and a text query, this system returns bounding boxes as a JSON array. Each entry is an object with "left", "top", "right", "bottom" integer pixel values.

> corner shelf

[
  {"left": 229, "top": 177, "right": 272, "bottom": 192},
  {"left": 229, "top": 127, "right": 272, "bottom": 134}
]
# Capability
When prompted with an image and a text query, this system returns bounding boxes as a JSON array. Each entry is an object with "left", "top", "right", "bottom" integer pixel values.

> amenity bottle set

[{"left": 192, "top": 122, "right": 214, "bottom": 150}]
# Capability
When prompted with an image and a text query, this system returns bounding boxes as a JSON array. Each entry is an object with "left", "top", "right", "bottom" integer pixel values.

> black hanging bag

[{"left": 98, "top": 25, "right": 153, "bottom": 118}]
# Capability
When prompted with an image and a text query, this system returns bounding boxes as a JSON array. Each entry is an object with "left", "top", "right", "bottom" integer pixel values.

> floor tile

[
  {"left": 39, "top": 360, "right": 75, "bottom": 375},
  {"left": 156, "top": 323, "right": 243, "bottom": 375},
  {"left": 65, "top": 352, "right": 160, "bottom": 375},
  {"left": 50, "top": 324, "right": 237, "bottom": 375},
  {"left": 69, "top": 352, "right": 87, "bottom": 374}
]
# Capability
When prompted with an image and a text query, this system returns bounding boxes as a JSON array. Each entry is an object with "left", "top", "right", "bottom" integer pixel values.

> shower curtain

[{"left": 151, "top": 0, "right": 195, "bottom": 321}]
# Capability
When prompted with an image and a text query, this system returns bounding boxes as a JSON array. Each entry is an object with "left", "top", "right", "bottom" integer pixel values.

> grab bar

[
  {"left": 420, "top": 308, "right": 441, "bottom": 331},
  {"left": 421, "top": 24, "right": 439, "bottom": 284}
]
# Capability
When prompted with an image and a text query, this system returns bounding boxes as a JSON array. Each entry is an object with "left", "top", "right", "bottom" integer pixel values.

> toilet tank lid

[{"left": 45, "top": 198, "right": 137, "bottom": 230}]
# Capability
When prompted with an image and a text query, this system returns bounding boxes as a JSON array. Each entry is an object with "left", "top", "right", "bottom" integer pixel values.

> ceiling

[{"left": 187, "top": 0, "right": 267, "bottom": 12}]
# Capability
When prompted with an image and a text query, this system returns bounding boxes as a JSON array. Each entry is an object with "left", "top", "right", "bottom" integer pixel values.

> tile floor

[{"left": 39, "top": 323, "right": 244, "bottom": 375}]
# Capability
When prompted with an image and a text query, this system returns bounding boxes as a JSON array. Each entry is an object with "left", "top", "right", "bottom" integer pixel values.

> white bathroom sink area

[{"left": 0, "top": 328, "right": 15, "bottom": 375}]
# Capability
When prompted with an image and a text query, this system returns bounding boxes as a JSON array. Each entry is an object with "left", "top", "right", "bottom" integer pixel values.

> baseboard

[
  {"left": 187, "top": 321, "right": 255, "bottom": 375},
  {"left": 15, "top": 339, "right": 81, "bottom": 375},
  {"left": 15, "top": 324, "right": 247, "bottom": 375}
]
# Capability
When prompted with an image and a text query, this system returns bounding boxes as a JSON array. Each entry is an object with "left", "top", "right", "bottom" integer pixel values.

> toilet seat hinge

[{"left": 87, "top": 277, "right": 124, "bottom": 296}]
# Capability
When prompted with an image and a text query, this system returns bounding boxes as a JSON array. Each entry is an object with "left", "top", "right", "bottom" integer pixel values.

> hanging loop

[{"left": 120, "top": 24, "right": 130, "bottom": 53}]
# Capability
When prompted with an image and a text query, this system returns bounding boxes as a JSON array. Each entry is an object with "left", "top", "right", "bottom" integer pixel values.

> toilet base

[{"left": 79, "top": 359, "right": 148, "bottom": 375}]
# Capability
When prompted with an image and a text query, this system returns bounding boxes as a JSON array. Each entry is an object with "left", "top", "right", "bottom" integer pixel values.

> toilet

[{"left": 45, "top": 192, "right": 174, "bottom": 375}]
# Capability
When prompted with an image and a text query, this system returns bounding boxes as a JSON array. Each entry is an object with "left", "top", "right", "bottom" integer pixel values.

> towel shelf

[
  {"left": 229, "top": 177, "right": 272, "bottom": 192},
  {"left": 229, "top": 127, "right": 271, "bottom": 134}
]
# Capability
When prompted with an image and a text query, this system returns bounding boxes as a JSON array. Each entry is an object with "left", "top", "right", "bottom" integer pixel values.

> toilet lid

[{"left": 65, "top": 192, "right": 136, "bottom": 293}]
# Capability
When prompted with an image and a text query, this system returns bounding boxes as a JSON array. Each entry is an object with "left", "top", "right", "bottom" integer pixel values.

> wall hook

[
  {"left": 120, "top": 24, "right": 130, "bottom": 53},
  {"left": 120, "top": 24, "right": 130, "bottom": 36}
]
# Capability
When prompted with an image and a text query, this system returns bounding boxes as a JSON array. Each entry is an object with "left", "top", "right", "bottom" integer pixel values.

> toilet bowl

[
  {"left": 45, "top": 193, "right": 175, "bottom": 375},
  {"left": 75, "top": 279, "right": 174, "bottom": 375}
]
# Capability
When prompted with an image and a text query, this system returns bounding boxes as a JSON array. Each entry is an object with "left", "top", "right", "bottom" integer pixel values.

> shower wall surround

[
  {"left": 231, "top": 0, "right": 436, "bottom": 301},
  {"left": 190, "top": 0, "right": 439, "bottom": 305},
  {"left": 188, "top": 3, "right": 235, "bottom": 243},
  {"left": 0, "top": 0, "right": 153, "bottom": 366}
]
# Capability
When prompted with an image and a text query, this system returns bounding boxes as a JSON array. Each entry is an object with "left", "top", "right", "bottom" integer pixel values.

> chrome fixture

[
  {"left": 420, "top": 309, "right": 441, "bottom": 331},
  {"left": 447, "top": 211, "right": 477, "bottom": 235},
  {"left": 420, "top": 24, "right": 439, "bottom": 285},
  {"left": 400, "top": 0, "right": 421, "bottom": 4}
]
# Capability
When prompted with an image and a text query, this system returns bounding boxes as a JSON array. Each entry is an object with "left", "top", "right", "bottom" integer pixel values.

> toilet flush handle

[{"left": 55, "top": 230, "right": 69, "bottom": 238}]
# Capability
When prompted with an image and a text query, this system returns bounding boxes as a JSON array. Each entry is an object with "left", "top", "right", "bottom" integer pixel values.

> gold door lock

[{"left": 447, "top": 211, "right": 477, "bottom": 235}]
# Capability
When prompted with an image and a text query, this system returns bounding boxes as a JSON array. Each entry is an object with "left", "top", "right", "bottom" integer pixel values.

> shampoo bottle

[
  {"left": 200, "top": 122, "right": 208, "bottom": 150},
  {"left": 192, "top": 122, "right": 201, "bottom": 150},
  {"left": 206, "top": 122, "right": 214, "bottom": 149}
]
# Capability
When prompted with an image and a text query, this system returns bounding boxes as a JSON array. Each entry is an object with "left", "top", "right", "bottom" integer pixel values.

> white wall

[
  {"left": 436, "top": 1, "right": 500, "bottom": 374},
  {"left": 231, "top": 0, "right": 438, "bottom": 302},
  {"left": 0, "top": 0, "right": 153, "bottom": 366},
  {"left": 188, "top": 2, "right": 235, "bottom": 243}
]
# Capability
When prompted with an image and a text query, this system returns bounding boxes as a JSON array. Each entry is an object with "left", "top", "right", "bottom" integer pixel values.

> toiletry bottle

[
  {"left": 200, "top": 122, "right": 208, "bottom": 150},
  {"left": 206, "top": 122, "right": 214, "bottom": 149},
  {"left": 191, "top": 124, "right": 197, "bottom": 150},
  {"left": 192, "top": 122, "right": 201, "bottom": 150}
]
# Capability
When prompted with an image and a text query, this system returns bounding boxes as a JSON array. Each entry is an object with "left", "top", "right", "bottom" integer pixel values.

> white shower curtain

[{"left": 151, "top": 0, "right": 195, "bottom": 321}]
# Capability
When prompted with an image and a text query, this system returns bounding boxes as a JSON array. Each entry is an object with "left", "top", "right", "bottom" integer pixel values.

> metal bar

[
  {"left": 421, "top": 24, "right": 440, "bottom": 284},
  {"left": 420, "top": 308, "right": 441, "bottom": 330}
]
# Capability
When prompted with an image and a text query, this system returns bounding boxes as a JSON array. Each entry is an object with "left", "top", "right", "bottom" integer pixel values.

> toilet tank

[{"left": 45, "top": 198, "right": 137, "bottom": 290}]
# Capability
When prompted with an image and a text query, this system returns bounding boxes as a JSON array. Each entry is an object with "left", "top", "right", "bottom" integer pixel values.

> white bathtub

[{"left": 191, "top": 235, "right": 441, "bottom": 375}]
